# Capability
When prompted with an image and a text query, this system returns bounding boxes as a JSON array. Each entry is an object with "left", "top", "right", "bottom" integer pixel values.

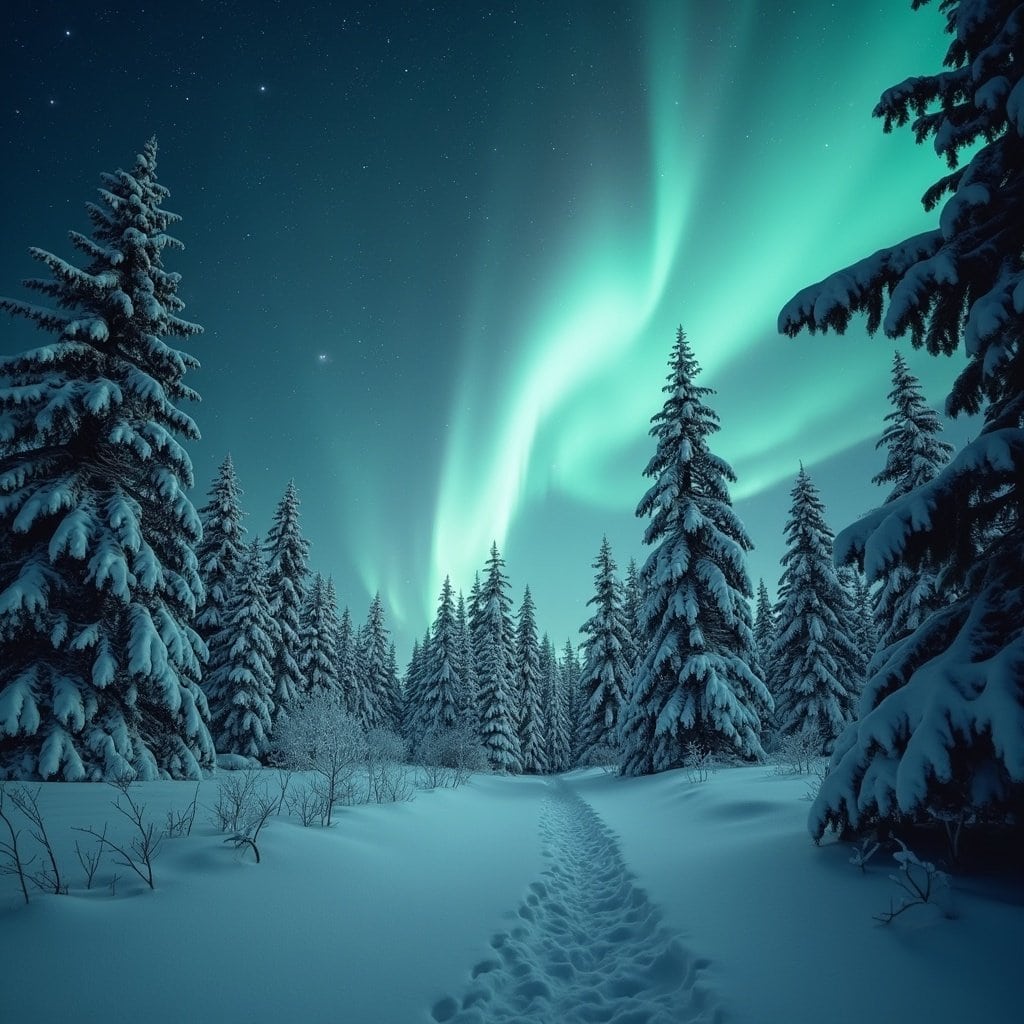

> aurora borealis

[{"left": 2, "top": 2, "right": 977, "bottom": 657}]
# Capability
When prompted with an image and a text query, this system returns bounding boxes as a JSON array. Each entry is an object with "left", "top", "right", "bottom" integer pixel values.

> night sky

[{"left": 2, "top": 2, "right": 975, "bottom": 659}]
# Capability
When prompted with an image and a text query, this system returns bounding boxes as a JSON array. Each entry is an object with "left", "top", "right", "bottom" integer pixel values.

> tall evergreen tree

[
  {"left": 579, "top": 537, "right": 631, "bottom": 759},
  {"left": 559, "top": 639, "right": 582, "bottom": 767},
  {"left": 0, "top": 138, "right": 215, "bottom": 780},
  {"left": 769, "top": 468, "right": 862, "bottom": 752},
  {"left": 871, "top": 352, "right": 954, "bottom": 649},
  {"left": 195, "top": 454, "right": 247, "bottom": 654},
  {"left": 298, "top": 574, "right": 341, "bottom": 701},
  {"left": 401, "top": 635, "right": 425, "bottom": 743},
  {"left": 409, "top": 578, "right": 463, "bottom": 747},
  {"left": 752, "top": 579, "right": 776, "bottom": 677},
  {"left": 264, "top": 480, "right": 309, "bottom": 727},
  {"left": 455, "top": 590, "right": 477, "bottom": 723},
  {"left": 336, "top": 605, "right": 358, "bottom": 716},
  {"left": 204, "top": 540, "right": 276, "bottom": 760},
  {"left": 358, "top": 593, "right": 397, "bottom": 732},
  {"left": 782, "top": 0, "right": 1024, "bottom": 839},
  {"left": 515, "top": 586, "right": 547, "bottom": 774},
  {"left": 622, "top": 557, "right": 644, "bottom": 676},
  {"left": 540, "top": 634, "right": 568, "bottom": 773},
  {"left": 620, "top": 328, "right": 771, "bottom": 776},
  {"left": 476, "top": 543, "right": 522, "bottom": 772}
]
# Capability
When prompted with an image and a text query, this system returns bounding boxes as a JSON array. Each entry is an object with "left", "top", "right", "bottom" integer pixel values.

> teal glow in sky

[{"left": 2, "top": 2, "right": 973, "bottom": 657}]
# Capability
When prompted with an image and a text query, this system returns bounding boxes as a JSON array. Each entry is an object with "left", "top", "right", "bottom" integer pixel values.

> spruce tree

[
  {"left": 358, "top": 593, "right": 397, "bottom": 732},
  {"left": 335, "top": 605, "right": 358, "bottom": 717},
  {"left": 559, "top": 639, "right": 582, "bottom": 767},
  {"left": 476, "top": 543, "right": 522, "bottom": 772},
  {"left": 515, "top": 586, "right": 547, "bottom": 774},
  {"left": 782, "top": 0, "right": 1024, "bottom": 839},
  {"left": 542, "top": 634, "right": 570, "bottom": 772},
  {"left": 872, "top": 352, "right": 954, "bottom": 649},
  {"left": 195, "top": 454, "right": 247, "bottom": 653},
  {"left": 205, "top": 540, "right": 276, "bottom": 760},
  {"left": 298, "top": 574, "right": 341, "bottom": 701},
  {"left": 579, "top": 537, "right": 631, "bottom": 760},
  {"left": 455, "top": 590, "right": 477, "bottom": 723},
  {"left": 401, "top": 635, "right": 425, "bottom": 744},
  {"left": 264, "top": 481, "right": 309, "bottom": 726},
  {"left": 620, "top": 328, "right": 770, "bottom": 775},
  {"left": 622, "top": 557, "right": 644, "bottom": 677},
  {"left": 753, "top": 579, "right": 776, "bottom": 678},
  {"left": 409, "top": 578, "right": 462, "bottom": 746},
  {"left": 769, "top": 468, "right": 862, "bottom": 752},
  {"left": 0, "top": 138, "right": 215, "bottom": 780}
]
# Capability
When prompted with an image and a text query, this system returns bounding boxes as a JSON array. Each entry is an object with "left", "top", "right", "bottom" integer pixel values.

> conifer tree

[
  {"left": 872, "top": 352, "right": 954, "bottom": 649},
  {"left": 753, "top": 579, "right": 776, "bottom": 677},
  {"left": 542, "top": 634, "right": 570, "bottom": 772},
  {"left": 620, "top": 328, "right": 771, "bottom": 775},
  {"left": 205, "top": 540, "right": 276, "bottom": 760},
  {"left": 385, "top": 641, "right": 402, "bottom": 733},
  {"left": 409, "top": 578, "right": 463, "bottom": 747},
  {"left": 264, "top": 480, "right": 309, "bottom": 726},
  {"left": 358, "top": 593, "right": 397, "bottom": 732},
  {"left": 401, "top": 635, "right": 425, "bottom": 743},
  {"left": 559, "top": 639, "right": 582, "bottom": 767},
  {"left": 515, "top": 586, "right": 547, "bottom": 774},
  {"left": 195, "top": 454, "right": 247, "bottom": 653},
  {"left": 476, "top": 543, "right": 522, "bottom": 772},
  {"left": 0, "top": 138, "right": 215, "bottom": 780},
  {"left": 769, "top": 468, "right": 862, "bottom": 752},
  {"left": 336, "top": 605, "right": 358, "bottom": 716},
  {"left": 455, "top": 590, "right": 477, "bottom": 723},
  {"left": 782, "top": 0, "right": 1024, "bottom": 838},
  {"left": 579, "top": 537, "right": 631, "bottom": 759},
  {"left": 298, "top": 574, "right": 341, "bottom": 701},
  {"left": 622, "top": 557, "right": 644, "bottom": 676}
]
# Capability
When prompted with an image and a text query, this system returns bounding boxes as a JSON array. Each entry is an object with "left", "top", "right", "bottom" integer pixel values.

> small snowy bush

[{"left": 874, "top": 840, "right": 951, "bottom": 925}]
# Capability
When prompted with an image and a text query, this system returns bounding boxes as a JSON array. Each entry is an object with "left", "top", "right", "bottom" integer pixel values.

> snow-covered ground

[{"left": 0, "top": 765, "right": 1019, "bottom": 1023}]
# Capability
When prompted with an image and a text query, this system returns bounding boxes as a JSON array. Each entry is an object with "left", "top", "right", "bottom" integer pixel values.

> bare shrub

[
  {"left": 8, "top": 786, "right": 65, "bottom": 894},
  {"left": 224, "top": 792, "right": 277, "bottom": 863},
  {"left": 770, "top": 730, "right": 823, "bottom": 776},
  {"left": 209, "top": 770, "right": 261, "bottom": 832},
  {"left": 365, "top": 729, "right": 415, "bottom": 804},
  {"left": 275, "top": 694, "right": 366, "bottom": 826},
  {"left": 165, "top": 783, "right": 200, "bottom": 838},
  {"left": 74, "top": 778, "right": 163, "bottom": 890},
  {"left": 0, "top": 787, "right": 32, "bottom": 904},
  {"left": 415, "top": 723, "right": 486, "bottom": 789},
  {"left": 875, "top": 840, "right": 952, "bottom": 924},
  {"left": 75, "top": 826, "right": 106, "bottom": 889},
  {"left": 683, "top": 742, "right": 716, "bottom": 784}
]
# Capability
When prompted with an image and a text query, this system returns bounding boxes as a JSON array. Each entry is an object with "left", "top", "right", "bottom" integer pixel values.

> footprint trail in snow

[{"left": 430, "top": 781, "right": 725, "bottom": 1024}]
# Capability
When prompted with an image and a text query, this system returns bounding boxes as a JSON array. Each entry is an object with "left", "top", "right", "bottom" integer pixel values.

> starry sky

[{"left": 2, "top": 1, "right": 976, "bottom": 660}]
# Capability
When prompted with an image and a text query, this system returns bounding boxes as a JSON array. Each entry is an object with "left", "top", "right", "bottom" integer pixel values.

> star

[{"left": 258, "top": 84, "right": 267, "bottom": 94}]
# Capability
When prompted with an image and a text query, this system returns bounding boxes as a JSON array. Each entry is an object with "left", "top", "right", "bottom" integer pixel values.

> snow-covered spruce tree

[
  {"left": 620, "top": 328, "right": 771, "bottom": 775},
  {"left": 0, "top": 138, "right": 215, "bottom": 780},
  {"left": 195, "top": 454, "right": 247, "bottom": 654},
  {"left": 335, "top": 605, "right": 358, "bottom": 716},
  {"left": 872, "top": 351, "right": 954, "bottom": 649},
  {"left": 769, "top": 468, "right": 862, "bottom": 752},
  {"left": 753, "top": 579, "right": 776, "bottom": 679},
  {"left": 780, "top": 0, "right": 1024, "bottom": 840},
  {"left": 476, "top": 543, "right": 522, "bottom": 772},
  {"left": 356, "top": 593, "right": 398, "bottom": 732},
  {"left": 515, "top": 586, "right": 548, "bottom": 774},
  {"left": 455, "top": 590, "right": 478, "bottom": 723},
  {"left": 204, "top": 539, "right": 275, "bottom": 760},
  {"left": 560, "top": 639, "right": 582, "bottom": 767},
  {"left": 263, "top": 480, "right": 309, "bottom": 727},
  {"left": 409, "top": 577, "right": 463, "bottom": 748},
  {"left": 298, "top": 574, "right": 341, "bottom": 701},
  {"left": 401, "top": 635, "right": 425, "bottom": 744},
  {"left": 541, "top": 634, "right": 569, "bottom": 772},
  {"left": 579, "top": 537, "right": 631, "bottom": 761},
  {"left": 622, "top": 557, "right": 644, "bottom": 676},
  {"left": 840, "top": 565, "right": 878, "bottom": 679}
]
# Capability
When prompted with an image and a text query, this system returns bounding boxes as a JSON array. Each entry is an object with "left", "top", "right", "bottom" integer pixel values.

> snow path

[{"left": 429, "top": 780, "right": 725, "bottom": 1024}]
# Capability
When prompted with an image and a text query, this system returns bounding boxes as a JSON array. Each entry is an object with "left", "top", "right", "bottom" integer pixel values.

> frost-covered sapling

[
  {"left": 874, "top": 840, "right": 950, "bottom": 925},
  {"left": 770, "top": 729, "right": 823, "bottom": 777},
  {"left": 849, "top": 837, "right": 880, "bottom": 874},
  {"left": 683, "top": 742, "right": 716, "bottom": 785},
  {"left": 224, "top": 791, "right": 276, "bottom": 864},
  {"left": 209, "top": 769, "right": 261, "bottom": 833},
  {"left": 0, "top": 787, "right": 32, "bottom": 904},
  {"left": 275, "top": 693, "right": 365, "bottom": 826},
  {"left": 415, "top": 722, "right": 485, "bottom": 789},
  {"left": 74, "top": 824, "right": 105, "bottom": 890},
  {"left": 365, "top": 728, "right": 415, "bottom": 804}
]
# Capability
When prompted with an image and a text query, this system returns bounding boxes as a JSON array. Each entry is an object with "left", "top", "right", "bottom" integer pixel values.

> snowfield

[{"left": 0, "top": 765, "right": 1019, "bottom": 1024}]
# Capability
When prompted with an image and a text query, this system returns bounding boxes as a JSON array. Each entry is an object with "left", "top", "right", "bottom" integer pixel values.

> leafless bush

[
  {"left": 683, "top": 742, "right": 716, "bottom": 784},
  {"left": 0, "top": 787, "right": 33, "bottom": 905},
  {"left": 8, "top": 786, "right": 65, "bottom": 894},
  {"left": 365, "top": 728, "right": 415, "bottom": 804},
  {"left": 770, "top": 730, "right": 823, "bottom": 776},
  {"left": 874, "top": 840, "right": 951, "bottom": 924},
  {"left": 273, "top": 769, "right": 293, "bottom": 814},
  {"left": 209, "top": 770, "right": 262, "bottom": 833},
  {"left": 275, "top": 694, "right": 366, "bottom": 826},
  {"left": 74, "top": 778, "right": 163, "bottom": 890},
  {"left": 224, "top": 792, "right": 277, "bottom": 863},
  {"left": 165, "top": 783, "right": 200, "bottom": 838},
  {"left": 75, "top": 825, "right": 106, "bottom": 889},
  {"left": 415, "top": 724, "right": 486, "bottom": 789}
]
